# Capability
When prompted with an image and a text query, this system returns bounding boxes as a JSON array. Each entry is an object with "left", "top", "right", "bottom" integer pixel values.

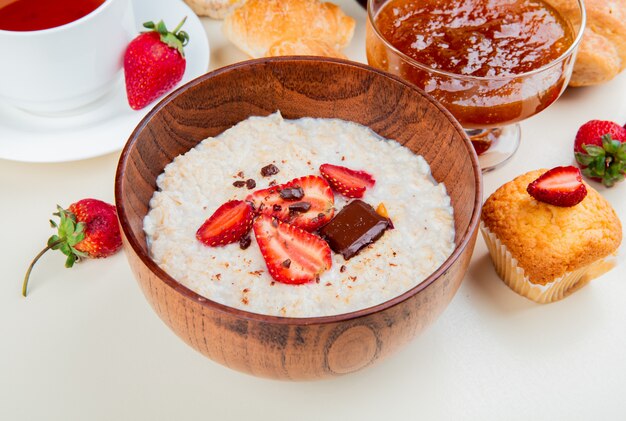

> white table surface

[{"left": 2, "top": 1, "right": 625, "bottom": 420}]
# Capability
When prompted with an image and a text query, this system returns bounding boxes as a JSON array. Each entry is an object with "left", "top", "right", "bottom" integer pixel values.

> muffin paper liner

[{"left": 480, "top": 223, "right": 613, "bottom": 303}]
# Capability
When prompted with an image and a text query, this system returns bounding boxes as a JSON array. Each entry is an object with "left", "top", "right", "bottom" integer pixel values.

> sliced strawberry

[
  {"left": 196, "top": 200, "right": 253, "bottom": 247},
  {"left": 253, "top": 215, "right": 332, "bottom": 285},
  {"left": 527, "top": 166, "right": 588, "bottom": 207},
  {"left": 246, "top": 175, "right": 334, "bottom": 231},
  {"left": 319, "top": 163, "right": 375, "bottom": 198}
]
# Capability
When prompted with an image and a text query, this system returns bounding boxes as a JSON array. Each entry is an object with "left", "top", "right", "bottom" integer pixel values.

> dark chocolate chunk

[
  {"left": 282, "top": 259, "right": 291, "bottom": 268},
  {"left": 233, "top": 180, "right": 246, "bottom": 188},
  {"left": 279, "top": 186, "right": 304, "bottom": 200},
  {"left": 246, "top": 179, "right": 256, "bottom": 189},
  {"left": 261, "top": 164, "right": 280, "bottom": 177},
  {"left": 288, "top": 201, "right": 311, "bottom": 214},
  {"left": 318, "top": 200, "right": 390, "bottom": 260},
  {"left": 239, "top": 235, "right": 251, "bottom": 250}
]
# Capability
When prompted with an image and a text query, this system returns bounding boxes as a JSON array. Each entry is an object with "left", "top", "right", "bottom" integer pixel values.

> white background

[{"left": 1, "top": 1, "right": 624, "bottom": 419}]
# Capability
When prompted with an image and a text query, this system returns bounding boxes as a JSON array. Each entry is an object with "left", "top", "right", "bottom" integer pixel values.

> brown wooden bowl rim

[{"left": 115, "top": 56, "right": 483, "bottom": 326}]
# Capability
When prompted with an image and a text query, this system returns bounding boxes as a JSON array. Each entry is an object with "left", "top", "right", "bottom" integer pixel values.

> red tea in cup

[{"left": 0, "top": 0, "right": 106, "bottom": 31}]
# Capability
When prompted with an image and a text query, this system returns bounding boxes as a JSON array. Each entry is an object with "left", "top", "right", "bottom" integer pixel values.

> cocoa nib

[
  {"left": 273, "top": 204, "right": 282, "bottom": 212},
  {"left": 246, "top": 179, "right": 256, "bottom": 189},
  {"left": 239, "top": 235, "right": 251, "bottom": 250},
  {"left": 261, "top": 164, "right": 279, "bottom": 177},
  {"left": 340, "top": 265, "right": 347, "bottom": 273},
  {"left": 288, "top": 201, "right": 311, "bottom": 213},
  {"left": 279, "top": 186, "right": 304, "bottom": 200},
  {"left": 233, "top": 180, "right": 246, "bottom": 188},
  {"left": 282, "top": 259, "right": 291, "bottom": 268}
]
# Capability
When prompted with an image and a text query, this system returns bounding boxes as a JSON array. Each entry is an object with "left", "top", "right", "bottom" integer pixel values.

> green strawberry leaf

[
  {"left": 65, "top": 253, "right": 77, "bottom": 268},
  {"left": 59, "top": 243, "right": 72, "bottom": 257},
  {"left": 161, "top": 33, "right": 181, "bottom": 50},
  {"left": 592, "top": 158, "right": 606, "bottom": 176},
  {"left": 64, "top": 218, "right": 75, "bottom": 236},
  {"left": 156, "top": 20, "right": 167, "bottom": 35},
  {"left": 74, "top": 222, "right": 85, "bottom": 235},
  {"left": 575, "top": 152, "right": 595, "bottom": 166},
  {"left": 601, "top": 135, "right": 621, "bottom": 155},
  {"left": 583, "top": 145, "right": 605, "bottom": 157}
]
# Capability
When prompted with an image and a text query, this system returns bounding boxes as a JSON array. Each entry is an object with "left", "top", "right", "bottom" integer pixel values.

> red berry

[
  {"left": 123, "top": 18, "right": 189, "bottom": 110},
  {"left": 573, "top": 120, "right": 626, "bottom": 187},
  {"left": 527, "top": 166, "right": 588, "bottom": 207},
  {"left": 319, "top": 163, "right": 375, "bottom": 198},
  {"left": 68, "top": 199, "right": 122, "bottom": 258},
  {"left": 196, "top": 200, "right": 254, "bottom": 247},
  {"left": 246, "top": 175, "right": 335, "bottom": 231},
  {"left": 253, "top": 215, "right": 332, "bottom": 285},
  {"left": 22, "top": 199, "right": 122, "bottom": 297}
]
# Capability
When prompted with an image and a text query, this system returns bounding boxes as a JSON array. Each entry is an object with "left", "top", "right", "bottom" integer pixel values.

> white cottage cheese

[{"left": 144, "top": 113, "right": 455, "bottom": 317}]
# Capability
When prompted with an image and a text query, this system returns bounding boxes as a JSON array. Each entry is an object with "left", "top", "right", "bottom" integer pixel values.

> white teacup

[{"left": 0, "top": 0, "right": 135, "bottom": 114}]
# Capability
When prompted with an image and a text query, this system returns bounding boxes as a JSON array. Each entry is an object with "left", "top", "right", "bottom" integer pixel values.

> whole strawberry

[
  {"left": 574, "top": 120, "right": 626, "bottom": 187},
  {"left": 22, "top": 199, "right": 122, "bottom": 297},
  {"left": 123, "top": 18, "right": 189, "bottom": 110}
]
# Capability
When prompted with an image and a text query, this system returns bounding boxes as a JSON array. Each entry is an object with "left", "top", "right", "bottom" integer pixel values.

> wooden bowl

[{"left": 115, "top": 57, "right": 482, "bottom": 380}]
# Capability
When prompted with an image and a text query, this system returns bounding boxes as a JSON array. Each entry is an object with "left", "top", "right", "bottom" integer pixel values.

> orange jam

[
  {"left": 366, "top": 0, "right": 577, "bottom": 128},
  {"left": 374, "top": 0, "right": 573, "bottom": 77}
]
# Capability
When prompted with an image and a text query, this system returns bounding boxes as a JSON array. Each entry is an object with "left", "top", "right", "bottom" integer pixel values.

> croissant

[
  {"left": 183, "top": 0, "right": 247, "bottom": 19},
  {"left": 568, "top": 0, "right": 626, "bottom": 86},
  {"left": 222, "top": 0, "right": 355, "bottom": 58}
]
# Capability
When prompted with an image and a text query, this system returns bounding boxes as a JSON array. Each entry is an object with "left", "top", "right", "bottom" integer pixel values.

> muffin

[{"left": 481, "top": 168, "right": 622, "bottom": 303}]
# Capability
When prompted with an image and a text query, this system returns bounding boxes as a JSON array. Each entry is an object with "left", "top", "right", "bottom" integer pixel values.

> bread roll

[
  {"left": 567, "top": 0, "right": 626, "bottom": 86},
  {"left": 267, "top": 38, "right": 347, "bottom": 59},
  {"left": 183, "top": 0, "right": 247, "bottom": 19},
  {"left": 222, "top": 0, "right": 355, "bottom": 58}
]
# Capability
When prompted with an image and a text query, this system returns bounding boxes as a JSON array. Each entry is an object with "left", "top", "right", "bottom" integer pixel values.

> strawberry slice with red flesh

[
  {"left": 196, "top": 200, "right": 254, "bottom": 247},
  {"left": 526, "top": 166, "right": 588, "bottom": 207},
  {"left": 246, "top": 175, "right": 334, "bottom": 231},
  {"left": 253, "top": 215, "right": 332, "bottom": 285},
  {"left": 319, "top": 163, "right": 375, "bottom": 198}
]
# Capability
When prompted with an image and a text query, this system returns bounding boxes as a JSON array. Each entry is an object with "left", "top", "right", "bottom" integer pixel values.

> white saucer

[{"left": 0, "top": 0, "right": 209, "bottom": 163}]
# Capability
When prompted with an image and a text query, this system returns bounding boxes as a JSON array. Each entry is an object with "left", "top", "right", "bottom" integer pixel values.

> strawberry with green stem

[
  {"left": 574, "top": 120, "right": 626, "bottom": 187},
  {"left": 22, "top": 199, "right": 122, "bottom": 297},
  {"left": 124, "top": 17, "right": 190, "bottom": 110}
]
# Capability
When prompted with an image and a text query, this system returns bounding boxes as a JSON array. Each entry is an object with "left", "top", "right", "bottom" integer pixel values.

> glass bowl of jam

[{"left": 366, "top": 0, "right": 586, "bottom": 171}]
